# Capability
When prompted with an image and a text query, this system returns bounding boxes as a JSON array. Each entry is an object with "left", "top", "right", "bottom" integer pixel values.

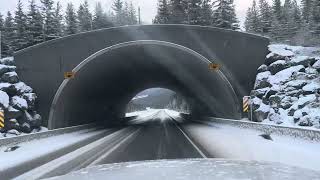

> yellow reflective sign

[
  {"left": 64, "top": 72, "right": 75, "bottom": 79},
  {"left": 209, "top": 63, "right": 221, "bottom": 71},
  {"left": 0, "top": 111, "right": 4, "bottom": 128},
  {"left": 243, "top": 96, "right": 250, "bottom": 112}
]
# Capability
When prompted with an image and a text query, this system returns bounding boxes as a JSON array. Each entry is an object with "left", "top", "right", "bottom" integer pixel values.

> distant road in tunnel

[{"left": 94, "top": 110, "right": 207, "bottom": 165}]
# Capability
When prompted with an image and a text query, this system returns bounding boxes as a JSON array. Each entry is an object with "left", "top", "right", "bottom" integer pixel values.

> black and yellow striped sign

[
  {"left": 243, "top": 96, "right": 250, "bottom": 112},
  {"left": 0, "top": 111, "right": 4, "bottom": 128}
]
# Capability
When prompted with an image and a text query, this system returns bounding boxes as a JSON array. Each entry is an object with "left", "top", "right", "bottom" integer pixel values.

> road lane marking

[
  {"left": 88, "top": 128, "right": 142, "bottom": 167},
  {"left": 174, "top": 124, "right": 208, "bottom": 158},
  {"left": 164, "top": 111, "right": 207, "bottom": 158}
]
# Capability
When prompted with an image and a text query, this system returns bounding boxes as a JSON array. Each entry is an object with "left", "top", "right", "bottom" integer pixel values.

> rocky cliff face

[
  {"left": 0, "top": 57, "right": 43, "bottom": 137},
  {"left": 251, "top": 44, "right": 320, "bottom": 129}
]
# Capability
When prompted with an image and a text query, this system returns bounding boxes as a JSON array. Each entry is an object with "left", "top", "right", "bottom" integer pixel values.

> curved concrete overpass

[{"left": 14, "top": 25, "right": 269, "bottom": 129}]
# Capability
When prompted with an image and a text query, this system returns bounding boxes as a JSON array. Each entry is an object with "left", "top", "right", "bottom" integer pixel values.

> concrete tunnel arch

[{"left": 48, "top": 40, "right": 241, "bottom": 129}]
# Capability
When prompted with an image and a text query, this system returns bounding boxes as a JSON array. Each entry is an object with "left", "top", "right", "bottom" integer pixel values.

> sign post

[
  {"left": 243, "top": 96, "right": 253, "bottom": 121},
  {"left": 0, "top": 31, "right": 2, "bottom": 59},
  {"left": 0, "top": 110, "right": 4, "bottom": 128}
]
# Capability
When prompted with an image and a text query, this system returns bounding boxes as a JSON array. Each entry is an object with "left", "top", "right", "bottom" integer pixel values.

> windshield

[{"left": 0, "top": 0, "right": 319, "bottom": 179}]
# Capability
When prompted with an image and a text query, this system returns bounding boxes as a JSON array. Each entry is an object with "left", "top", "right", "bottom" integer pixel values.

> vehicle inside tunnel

[{"left": 48, "top": 40, "right": 241, "bottom": 129}]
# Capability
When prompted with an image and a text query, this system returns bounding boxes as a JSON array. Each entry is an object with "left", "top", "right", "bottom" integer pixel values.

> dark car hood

[{"left": 47, "top": 159, "right": 320, "bottom": 180}]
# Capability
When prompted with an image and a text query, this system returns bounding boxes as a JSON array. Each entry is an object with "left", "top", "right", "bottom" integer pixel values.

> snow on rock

[
  {"left": 11, "top": 96, "right": 28, "bottom": 111},
  {"left": 257, "top": 64, "right": 268, "bottom": 73},
  {"left": 0, "top": 90, "right": 9, "bottom": 109},
  {"left": 302, "top": 82, "right": 320, "bottom": 93},
  {"left": 268, "top": 65, "right": 304, "bottom": 85},
  {"left": 266, "top": 45, "right": 294, "bottom": 65},
  {"left": 1, "top": 71, "right": 19, "bottom": 83},
  {"left": 0, "top": 57, "right": 15, "bottom": 66},
  {"left": 254, "top": 71, "right": 271, "bottom": 89},
  {"left": 290, "top": 56, "right": 316, "bottom": 67},
  {"left": 0, "top": 64, "right": 16, "bottom": 75},
  {"left": 254, "top": 103, "right": 270, "bottom": 122},
  {"left": 22, "top": 93, "right": 37, "bottom": 110},
  {"left": 14, "top": 82, "right": 33, "bottom": 94},
  {"left": 250, "top": 87, "right": 270, "bottom": 98},
  {"left": 268, "top": 60, "right": 288, "bottom": 74},
  {"left": 285, "top": 80, "right": 308, "bottom": 89},
  {"left": 313, "top": 60, "right": 320, "bottom": 69},
  {"left": 0, "top": 57, "right": 41, "bottom": 134},
  {"left": 251, "top": 44, "right": 320, "bottom": 129},
  {"left": 6, "top": 106, "right": 22, "bottom": 119}
]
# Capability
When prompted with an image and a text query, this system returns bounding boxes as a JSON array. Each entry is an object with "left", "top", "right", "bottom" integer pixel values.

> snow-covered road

[
  {"left": 183, "top": 122, "right": 320, "bottom": 171},
  {"left": 0, "top": 128, "right": 113, "bottom": 179}
]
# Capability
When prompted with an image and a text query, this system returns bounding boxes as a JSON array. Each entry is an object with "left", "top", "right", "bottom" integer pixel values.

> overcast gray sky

[{"left": 0, "top": 0, "right": 277, "bottom": 28}]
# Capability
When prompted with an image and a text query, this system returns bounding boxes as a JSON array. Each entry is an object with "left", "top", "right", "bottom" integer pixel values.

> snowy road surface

[
  {"left": 183, "top": 122, "right": 320, "bottom": 171},
  {"left": 97, "top": 110, "right": 205, "bottom": 165},
  {"left": 1, "top": 109, "right": 320, "bottom": 179},
  {"left": 0, "top": 128, "right": 115, "bottom": 179}
]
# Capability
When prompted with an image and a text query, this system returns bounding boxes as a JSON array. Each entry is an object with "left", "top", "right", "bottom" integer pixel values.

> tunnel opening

[
  {"left": 48, "top": 40, "right": 240, "bottom": 130},
  {"left": 126, "top": 88, "right": 191, "bottom": 116}
]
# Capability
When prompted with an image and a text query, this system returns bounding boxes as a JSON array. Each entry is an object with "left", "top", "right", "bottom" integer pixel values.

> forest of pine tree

[
  {"left": 245, "top": 0, "right": 320, "bottom": 46},
  {"left": 153, "top": 0, "right": 239, "bottom": 29},
  {"left": 0, "top": 0, "right": 139, "bottom": 57},
  {"left": 1, "top": 0, "right": 318, "bottom": 57}
]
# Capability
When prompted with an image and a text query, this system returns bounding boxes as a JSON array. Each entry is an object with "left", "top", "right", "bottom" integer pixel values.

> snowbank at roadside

[
  {"left": 251, "top": 44, "right": 320, "bottom": 129},
  {"left": 0, "top": 57, "right": 44, "bottom": 137}
]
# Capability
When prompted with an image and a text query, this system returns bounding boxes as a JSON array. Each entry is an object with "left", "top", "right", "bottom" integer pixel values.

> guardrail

[
  {"left": 181, "top": 114, "right": 320, "bottom": 142},
  {"left": 0, "top": 124, "right": 97, "bottom": 147}
]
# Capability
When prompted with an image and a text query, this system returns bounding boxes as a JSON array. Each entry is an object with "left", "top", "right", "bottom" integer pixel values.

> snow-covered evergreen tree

[
  {"left": 26, "top": 0, "right": 43, "bottom": 46},
  {"left": 65, "top": 3, "right": 78, "bottom": 35},
  {"left": 123, "top": 2, "right": 130, "bottom": 25},
  {"left": 3, "top": 12, "right": 15, "bottom": 56},
  {"left": 245, "top": 0, "right": 261, "bottom": 33},
  {"left": 281, "top": 0, "right": 298, "bottom": 39},
  {"left": 270, "top": 0, "right": 284, "bottom": 40},
  {"left": 0, "top": 13, "right": 3, "bottom": 30},
  {"left": 272, "top": 0, "right": 282, "bottom": 21},
  {"left": 212, "top": 0, "right": 239, "bottom": 30},
  {"left": 128, "top": 2, "right": 138, "bottom": 25},
  {"left": 259, "top": 0, "right": 272, "bottom": 34},
  {"left": 169, "top": 0, "right": 187, "bottom": 24},
  {"left": 78, "top": 0, "right": 92, "bottom": 32},
  {"left": 301, "top": 0, "right": 313, "bottom": 23},
  {"left": 40, "top": 0, "right": 56, "bottom": 40},
  {"left": 123, "top": 1, "right": 137, "bottom": 25},
  {"left": 186, "top": 0, "right": 202, "bottom": 25},
  {"left": 154, "top": 0, "right": 170, "bottom": 24},
  {"left": 52, "top": 2, "right": 63, "bottom": 37},
  {"left": 200, "top": 0, "right": 212, "bottom": 26},
  {"left": 0, "top": 13, "right": 4, "bottom": 57},
  {"left": 112, "top": 0, "right": 124, "bottom": 25},
  {"left": 93, "top": 2, "right": 113, "bottom": 29},
  {"left": 292, "top": 0, "right": 302, "bottom": 28},
  {"left": 14, "top": 0, "right": 28, "bottom": 50},
  {"left": 311, "top": 0, "right": 320, "bottom": 34}
]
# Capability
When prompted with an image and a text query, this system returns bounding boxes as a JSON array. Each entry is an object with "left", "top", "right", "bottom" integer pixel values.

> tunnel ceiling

[{"left": 48, "top": 41, "right": 240, "bottom": 129}]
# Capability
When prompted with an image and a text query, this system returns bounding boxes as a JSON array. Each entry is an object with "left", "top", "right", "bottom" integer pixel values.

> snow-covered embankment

[
  {"left": 0, "top": 57, "right": 44, "bottom": 137},
  {"left": 251, "top": 44, "right": 320, "bottom": 129}
]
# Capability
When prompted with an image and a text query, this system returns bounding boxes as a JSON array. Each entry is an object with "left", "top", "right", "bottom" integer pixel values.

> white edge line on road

[
  {"left": 88, "top": 128, "right": 142, "bottom": 166},
  {"left": 172, "top": 120, "right": 208, "bottom": 158}
]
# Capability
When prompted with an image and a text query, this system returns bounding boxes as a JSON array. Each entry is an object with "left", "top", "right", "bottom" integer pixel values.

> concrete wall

[{"left": 14, "top": 25, "right": 269, "bottom": 127}]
